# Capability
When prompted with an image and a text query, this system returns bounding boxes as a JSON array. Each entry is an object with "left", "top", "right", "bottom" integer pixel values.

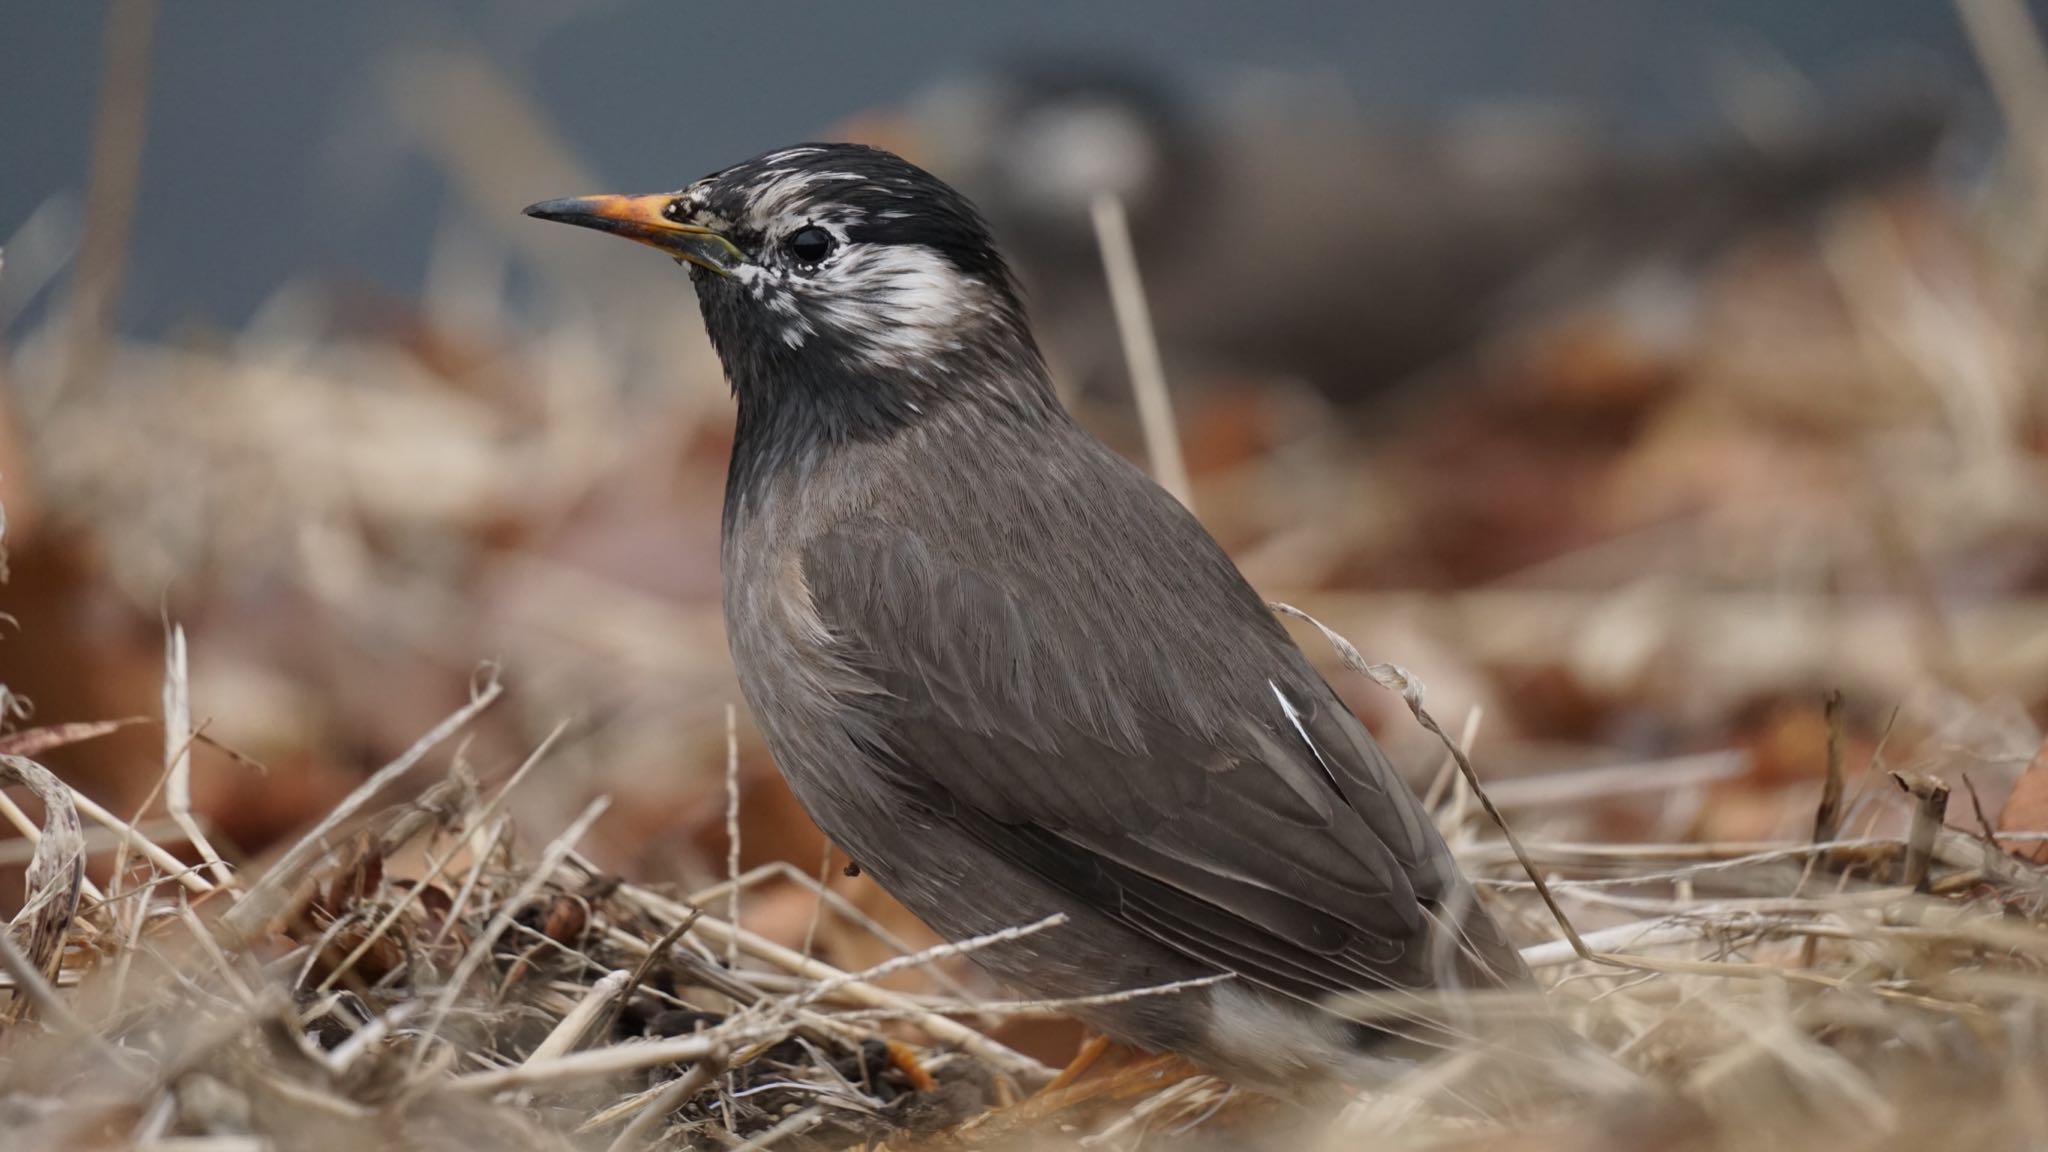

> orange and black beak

[{"left": 522, "top": 193, "right": 745, "bottom": 277}]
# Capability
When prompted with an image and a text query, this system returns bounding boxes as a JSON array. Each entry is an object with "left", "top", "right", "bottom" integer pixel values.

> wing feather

[{"left": 802, "top": 503, "right": 1525, "bottom": 1009}]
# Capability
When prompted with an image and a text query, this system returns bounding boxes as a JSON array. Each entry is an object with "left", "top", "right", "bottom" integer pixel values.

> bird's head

[{"left": 526, "top": 144, "right": 1056, "bottom": 438}]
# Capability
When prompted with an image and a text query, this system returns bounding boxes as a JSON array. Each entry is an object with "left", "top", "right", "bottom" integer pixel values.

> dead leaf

[
  {"left": 1996, "top": 739, "right": 2048, "bottom": 864},
  {"left": 0, "top": 717, "right": 150, "bottom": 759},
  {"left": 0, "top": 754, "right": 84, "bottom": 991}
]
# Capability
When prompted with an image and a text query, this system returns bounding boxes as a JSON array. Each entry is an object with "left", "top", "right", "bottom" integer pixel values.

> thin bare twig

[
  {"left": 607, "top": 883, "right": 1056, "bottom": 1084},
  {"left": 1798, "top": 690, "right": 1849, "bottom": 963},
  {"left": 226, "top": 674, "right": 503, "bottom": 937},
  {"left": 316, "top": 718, "right": 565, "bottom": 992},
  {"left": 724, "top": 702, "right": 741, "bottom": 970},
  {"left": 826, "top": 972, "right": 1234, "bottom": 1022},
  {"left": 163, "top": 623, "right": 235, "bottom": 888},
  {"left": 689, "top": 860, "right": 982, "bottom": 1004},
  {"left": 411, "top": 794, "right": 608, "bottom": 1069},
  {"left": 787, "top": 913, "right": 1067, "bottom": 1013},
  {"left": 1272, "top": 601, "right": 1607, "bottom": 966},
  {"left": 446, "top": 1023, "right": 782, "bottom": 1095},
  {"left": 1813, "top": 689, "right": 1849, "bottom": 846},
  {"left": 802, "top": 839, "right": 833, "bottom": 961},
  {"left": 526, "top": 968, "right": 631, "bottom": 1065},
  {"left": 605, "top": 1047, "right": 727, "bottom": 1152},
  {"left": 0, "top": 927, "right": 99, "bottom": 1046}
]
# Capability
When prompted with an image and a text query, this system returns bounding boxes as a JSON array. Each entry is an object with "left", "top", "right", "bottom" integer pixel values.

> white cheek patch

[{"left": 803, "top": 244, "right": 985, "bottom": 368}]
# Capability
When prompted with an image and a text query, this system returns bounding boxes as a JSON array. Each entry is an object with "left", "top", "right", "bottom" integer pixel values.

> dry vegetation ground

[{"left": 4, "top": 13, "right": 2048, "bottom": 1149}]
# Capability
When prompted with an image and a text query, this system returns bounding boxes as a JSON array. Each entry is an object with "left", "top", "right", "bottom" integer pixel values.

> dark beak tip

[{"left": 523, "top": 199, "right": 567, "bottom": 221}]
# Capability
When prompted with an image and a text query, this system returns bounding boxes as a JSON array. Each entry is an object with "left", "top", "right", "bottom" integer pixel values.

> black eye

[{"left": 786, "top": 225, "right": 835, "bottom": 267}]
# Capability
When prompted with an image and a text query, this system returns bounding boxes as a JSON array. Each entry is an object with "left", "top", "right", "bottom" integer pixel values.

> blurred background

[{"left": 3, "top": 0, "right": 2046, "bottom": 1064}]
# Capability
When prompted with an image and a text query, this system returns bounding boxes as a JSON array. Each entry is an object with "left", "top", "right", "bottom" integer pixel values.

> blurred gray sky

[{"left": 0, "top": 1, "right": 1997, "bottom": 337}]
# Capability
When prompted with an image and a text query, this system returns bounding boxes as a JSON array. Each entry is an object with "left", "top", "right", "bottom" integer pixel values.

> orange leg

[{"left": 1041, "top": 1032, "right": 1115, "bottom": 1094}]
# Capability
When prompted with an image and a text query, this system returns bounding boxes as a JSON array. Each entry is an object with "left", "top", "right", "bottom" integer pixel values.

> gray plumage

[{"left": 526, "top": 145, "right": 1528, "bottom": 1091}]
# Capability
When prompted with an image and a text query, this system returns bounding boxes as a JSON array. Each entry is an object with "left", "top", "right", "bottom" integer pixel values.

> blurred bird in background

[{"left": 859, "top": 58, "right": 1953, "bottom": 412}]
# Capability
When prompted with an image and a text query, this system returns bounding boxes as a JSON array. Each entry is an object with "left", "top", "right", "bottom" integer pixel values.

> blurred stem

[
  {"left": 1958, "top": 0, "right": 2048, "bottom": 307},
  {"left": 1091, "top": 193, "right": 1192, "bottom": 513},
  {"left": 61, "top": 0, "right": 159, "bottom": 401},
  {"left": 1958, "top": 0, "right": 2048, "bottom": 193}
]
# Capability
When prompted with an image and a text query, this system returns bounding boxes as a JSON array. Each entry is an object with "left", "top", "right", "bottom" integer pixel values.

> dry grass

[
  {"left": 0, "top": 690, "right": 1061, "bottom": 1150},
  {"left": 0, "top": 647, "right": 2047, "bottom": 1149}
]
